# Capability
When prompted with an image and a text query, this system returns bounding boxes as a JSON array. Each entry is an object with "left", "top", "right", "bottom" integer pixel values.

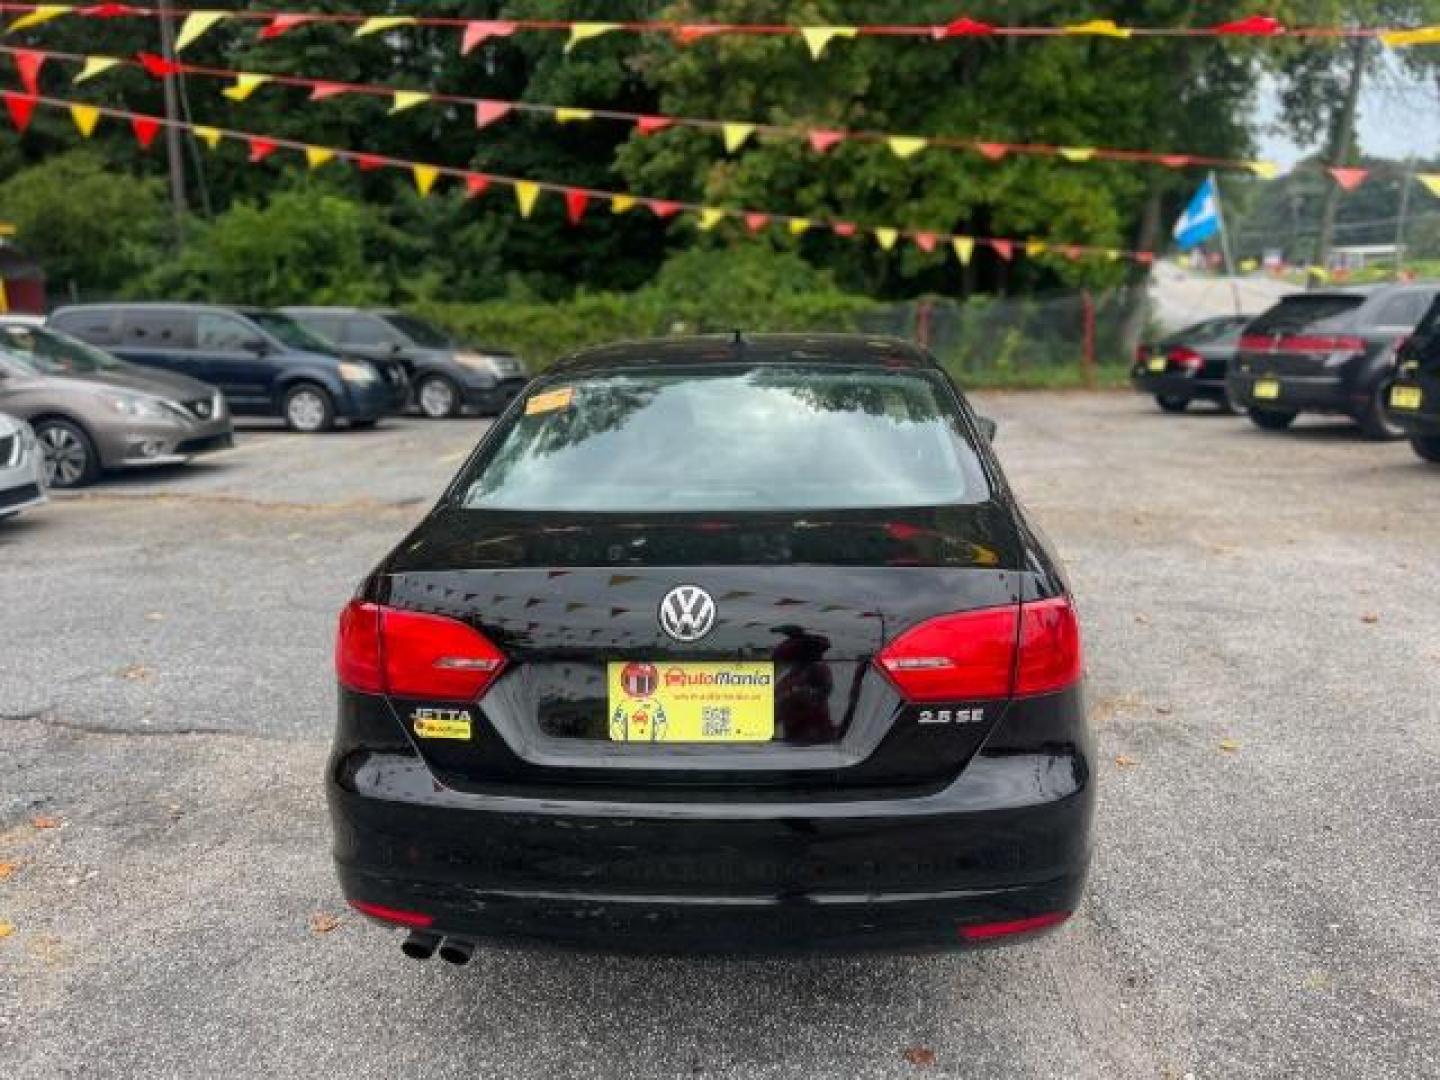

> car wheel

[
  {"left": 1355, "top": 385, "right": 1406, "bottom": 442},
  {"left": 417, "top": 376, "right": 460, "bottom": 420},
  {"left": 283, "top": 384, "right": 335, "bottom": 433},
  {"left": 1247, "top": 408, "right": 1298, "bottom": 431},
  {"left": 1411, "top": 436, "right": 1440, "bottom": 464},
  {"left": 1156, "top": 395, "right": 1189, "bottom": 414},
  {"left": 35, "top": 418, "right": 101, "bottom": 488}
]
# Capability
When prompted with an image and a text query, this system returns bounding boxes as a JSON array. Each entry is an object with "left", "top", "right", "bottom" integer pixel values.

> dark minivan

[
  {"left": 282, "top": 307, "right": 528, "bottom": 419},
  {"left": 50, "top": 304, "right": 405, "bottom": 432},
  {"left": 1227, "top": 283, "right": 1439, "bottom": 439},
  {"left": 1385, "top": 294, "right": 1440, "bottom": 464}
]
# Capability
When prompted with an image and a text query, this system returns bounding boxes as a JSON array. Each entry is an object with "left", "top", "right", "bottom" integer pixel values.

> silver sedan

[{"left": 0, "top": 410, "right": 46, "bottom": 518}]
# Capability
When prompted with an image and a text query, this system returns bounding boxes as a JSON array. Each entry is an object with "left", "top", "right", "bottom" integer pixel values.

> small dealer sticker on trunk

[
  {"left": 411, "top": 708, "right": 473, "bottom": 740},
  {"left": 607, "top": 662, "right": 775, "bottom": 743}
]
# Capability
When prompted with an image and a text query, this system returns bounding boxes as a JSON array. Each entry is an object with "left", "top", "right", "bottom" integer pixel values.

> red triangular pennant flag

[
  {"left": 636, "top": 115, "right": 674, "bottom": 135},
  {"left": 309, "top": 82, "right": 349, "bottom": 102},
  {"left": 13, "top": 50, "right": 45, "bottom": 96},
  {"left": 475, "top": 100, "right": 512, "bottom": 129},
  {"left": 464, "top": 174, "right": 491, "bottom": 199},
  {"left": 1064, "top": 245, "right": 1083, "bottom": 261},
  {"left": 248, "top": 137, "right": 277, "bottom": 163},
  {"left": 1159, "top": 154, "right": 1193, "bottom": 169},
  {"left": 1215, "top": 15, "right": 1285, "bottom": 36},
  {"left": 989, "top": 239, "right": 1013, "bottom": 261},
  {"left": 137, "top": 52, "right": 183, "bottom": 78},
  {"left": 130, "top": 115, "right": 161, "bottom": 150},
  {"left": 1135, "top": 251, "right": 1155, "bottom": 266},
  {"left": 808, "top": 129, "right": 845, "bottom": 153},
  {"left": 81, "top": 3, "right": 139, "bottom": 15},
  {"left": 648, "top": 200, "right": 683, "bottom": 219},
  {"left": 3, "top": 92, "right": 36, "bottom": 134},
  {"left": 833, "top": 222, "right": 858, "bottom": 238},
  {"left": 462, "top": 20, "right": 517, "bottom": 55},
  {"left": 354, "top": 154, "right": 386, "bottom": 172},
  {"left": 565, "top": 189, "right": 590, "bottom": 226},
  {"left": 674, "top": 25, "right": 725, "bottom": 45},
  {"left": 914, "top": 232, "right": 938, "bottom": 253},
  {"left": 744, "top": 213, "right": 770, "bottom": 233},
  {"left": 933, "top": 17, "right": 996, "bottom": 39},
  {"left": 1328, "top": 167, "right": 1368, "bottom": 192},
  {"left": 977, "top": 143, "right": 1009, "bottom": 161},
  {"left": 259, "top": 14, "right": 313, "bottom": 39}
]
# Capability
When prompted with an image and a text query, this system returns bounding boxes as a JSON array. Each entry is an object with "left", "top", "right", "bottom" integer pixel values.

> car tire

[
  {"left": 283, "top": 383, "right": 335, "bottom": 433},
  {"left": 1247, "top": 408, "right": 1299, "bottom": 431},
  {"left": 417, "top": 376, "right": 461, "bottom": 420},
  {"left": 35, "top": 418, "right": 101, "bottom": 488},
  {"left": 1411, "top": 436, "right": 1440, "bottom": 464},
  {"left": 1156, "top": 395, "right": 1189, "bottom": 414},
  {"left": 1355, "top": 385, "right": 1406, "bottom": 442},
  {"left": 350, "top": 419, "right": 380, "bottom": 430}
]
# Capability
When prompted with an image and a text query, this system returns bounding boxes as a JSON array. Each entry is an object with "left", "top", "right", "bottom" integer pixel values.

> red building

[{"left": 0, "top": 241, "right": 47, "bottom": 315}]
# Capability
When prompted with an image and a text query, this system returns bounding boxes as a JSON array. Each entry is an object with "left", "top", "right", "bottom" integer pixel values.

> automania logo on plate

[{"left": 664, "top": 668, "right": 772, "bottom": 688}]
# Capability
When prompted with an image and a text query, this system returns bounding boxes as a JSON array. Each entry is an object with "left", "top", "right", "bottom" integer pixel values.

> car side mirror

[
  {"left": 977, "top": 416, "right": 998, "bottom": 442},
  {"left": 243, "top": 339, "right": 271, "bottom": 355}
]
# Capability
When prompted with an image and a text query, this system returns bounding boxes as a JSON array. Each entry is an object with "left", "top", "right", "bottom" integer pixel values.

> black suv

[
  {"left": 282, "top": 308, "right": 528, "bottom": 419},
  {"left": 1227, "top": 283, "right": 1439, "bottom": 439},
  {"left": 1385, "top": 293, "right": 1440, "bottom": 464}
]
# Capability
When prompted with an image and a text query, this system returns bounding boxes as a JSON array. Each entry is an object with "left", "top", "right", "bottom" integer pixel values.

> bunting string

[
  {"left": 0, "top": 4, "right": 1437, "bottom": 56},
  {"left": 0, "top": 89, "right": 1175, "bottom": 266},
  {"left": 0, "top": 43, "right": 1284, "bottom": 176}
]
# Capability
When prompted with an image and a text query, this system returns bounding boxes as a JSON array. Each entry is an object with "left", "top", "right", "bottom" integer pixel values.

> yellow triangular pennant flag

[
  {"left": 799, "top": 26, "right": 857, "bottom": 60},
  {"left": 74, "top": 56, "right": 121, "bottom": 84},
  {"left": 412, "top": 165, "right": 440, "bottom": 197},
  {"left": 193, "top": 126, "right": 222, "bottom": 151},
  {"left": 1418, "top": 174, "right": 1440, "bottom": 198},
  {"left": 306, "top": 147, "right": 335, "bottom": 169},
  {"left": 175, "top": 10, "right": 228, "bottom": 52},
  {"left": 515, "top": 182, "right": 541, "bottom": 218},
  {"left": 390, "top": 91, "right": 431, "bottom": 114},
  {"left": 1382, "top": 26, "right": 1440, "bottom": 47},
  {"left": 722, "top": 123, "right": 755, "bottom": 153},
  {"left": 1105, "top": 250, "right": 1123, "bottom": 262},
  {"left": 1026, "top": 240, "right": 1048, "bottom": 257},
  {"left": 68, "top": 104, "right": 100, "bottom": 138},
  {"left": 7, "top": 5, "right": 71, "bottom": 32},
  {"left": 1063, "top": 19, "right": 1132, "bottom": 38},
  {"left": 888, "top": 137, "right": 929, "bottom": 160},
  {"left": 355, "top": 16, "right": 417, "bottom": 37},
  {"left": 1247, "top": 160, "right": 1279, "bottom": 179},
  {"left": 1059, "top": 147, "right": 1096, "bottom": 163},
  {"left": 874, "top": 228, "right": 899, "bottom": 251},
  {"left": 788, "top": 218, "right": 811, "bottom": 236},
  {"left": 697, "top": 208, "right": 725, "bottom": 231},
  {"left": 566, "top": 22, "right": 620, "bottom": 52},
  {"left": 1239, "top": 258, "right": 1259, "bottom": 272},
  {"left": 611, "top": 195, "right": 637, "bottom": 214},
  {"left": 953, "top": 237, "right": 975, "bottom": 265},
  {"left": 553, "top": 107, "right": 594, "bottom": 124},
  {"left": 222, "top": 74, "right": 271, "bottom": 102}
]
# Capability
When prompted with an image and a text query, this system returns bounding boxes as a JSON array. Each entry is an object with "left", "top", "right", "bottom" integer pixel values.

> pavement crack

[{"left": 5, "top": 709, "right": 270, "bottom": 741}]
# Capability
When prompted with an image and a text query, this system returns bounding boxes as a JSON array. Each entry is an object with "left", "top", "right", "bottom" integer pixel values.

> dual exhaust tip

[{"left": 402, "top": 931, "right": 474, "bottom": 966}]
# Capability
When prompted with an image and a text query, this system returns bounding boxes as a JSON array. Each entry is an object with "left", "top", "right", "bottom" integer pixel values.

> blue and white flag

[{"left": 1173, "top": 178, "right": 1222, "bottom": 251}]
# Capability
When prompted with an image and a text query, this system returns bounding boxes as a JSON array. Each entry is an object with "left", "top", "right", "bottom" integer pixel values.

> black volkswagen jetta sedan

[
  {"left": 1385, "top": 293, "right": 1440, "bottom": 463},
  {"left": 330, "top": 334, "right": 1093, "bottom": 959}
]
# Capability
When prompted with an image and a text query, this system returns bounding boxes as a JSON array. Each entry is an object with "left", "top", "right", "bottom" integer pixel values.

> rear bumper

[
  {"left": 1130, "top": 369, "right": 1227, "bottom": 401},
  {"left": 1385, "top": 379, "right": 1440, "bottom": 437},
  {"left": 1226, "top": 372, "right": 1353, "bottom": 415}
]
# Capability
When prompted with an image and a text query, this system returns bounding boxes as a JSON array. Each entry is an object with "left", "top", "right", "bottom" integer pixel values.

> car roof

[
  {"left": 549, "top": 334, "right": 935, "bottom": 376},
  {"left": 51, "top": 302, "right": 267, "bottom": 316}
]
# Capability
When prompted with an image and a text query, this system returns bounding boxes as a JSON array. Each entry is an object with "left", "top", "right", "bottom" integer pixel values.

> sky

[{"left": 1257, "top": 56, "right": 1440, "bottom": 168}]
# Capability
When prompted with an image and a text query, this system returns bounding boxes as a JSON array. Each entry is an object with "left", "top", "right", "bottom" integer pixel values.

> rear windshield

[
  {"left": 460, "top": 366, "right": 989, "bottom": 512},
  {"left": 1248, "top": 295, "right": 1365, "bottom": 335},
  {"left": 1162, "top": 317, "right": 1247, "bottom": 347}
]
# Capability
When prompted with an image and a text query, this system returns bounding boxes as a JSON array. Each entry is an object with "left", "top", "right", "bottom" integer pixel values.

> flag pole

[{"left": 1210, "top": 171, "right": 1244, "bottom": 316}]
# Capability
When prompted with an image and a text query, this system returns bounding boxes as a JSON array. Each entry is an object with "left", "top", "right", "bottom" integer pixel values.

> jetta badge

[{"left": 659, "top": 585, "right": 717, "bottom": 643}]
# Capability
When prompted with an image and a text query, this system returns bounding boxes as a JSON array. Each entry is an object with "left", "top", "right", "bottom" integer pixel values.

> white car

[{"left": 0, "top": 410, "right": 47, "bottom": 519}]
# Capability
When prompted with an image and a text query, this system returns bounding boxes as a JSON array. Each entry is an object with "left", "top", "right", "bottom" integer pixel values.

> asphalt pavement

[{"left": 2, "top": 399, "right": 1437, "bottom": 1079}]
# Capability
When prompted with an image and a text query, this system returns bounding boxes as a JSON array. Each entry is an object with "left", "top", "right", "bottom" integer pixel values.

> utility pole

[
  {"left": 156, "top": 0, "right": 188, "bottom": 248},
  {"left": 1314, "top": 35, "right": 1368, "bottom": 272}
]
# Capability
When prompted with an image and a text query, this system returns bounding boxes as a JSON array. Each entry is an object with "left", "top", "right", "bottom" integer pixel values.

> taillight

[
  {"left": 1280, "top": 334, "right": 1364, "bottom": 353},
  {"left": 348, "top": 899, "right": 434, "bottom": 929},
  {"left": 1167, "top": 346, "right": 1204, "bottom": 371},
  {"left": 1239, "top": 334, "right": 1273, "bottom": 351},
  {"left": 874, "top": 598, "right": 1082, "bottom": 702},
  {"left": 958, "top": 911, "right": 1070, "bottom": 942},
  {"left": 336, "top": 599, "right": 507, "bottom": 700}
]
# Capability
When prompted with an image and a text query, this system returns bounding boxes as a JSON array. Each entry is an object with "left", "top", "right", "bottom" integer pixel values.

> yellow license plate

[
  {"left": 1147, "top": 357, "right": 1167, "bottom": 373},
  {"left": 1253, "top": 379, "right": 1281, "bottom": 400},
  {"left": 607, "top": 662, "right": 774, "bottom": 743},
  {"left": 1391, "top": 385, "right": 1423, "bottom": 411}
]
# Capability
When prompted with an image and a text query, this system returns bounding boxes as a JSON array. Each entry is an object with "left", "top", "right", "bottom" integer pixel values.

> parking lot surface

[{"left": 3, "top": 399, "right": 1438, "bottom": 1079}]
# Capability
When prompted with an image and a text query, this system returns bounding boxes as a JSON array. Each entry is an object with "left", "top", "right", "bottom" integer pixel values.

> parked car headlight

[
  {"left": 455, "top": 354, "right": 500, "bottom": 375},
  {"left": 339, "top": 361, "right": 381, "bottom": 385},
  {"left": 102, "top": 393, "right": 175, "bottom": 421}
]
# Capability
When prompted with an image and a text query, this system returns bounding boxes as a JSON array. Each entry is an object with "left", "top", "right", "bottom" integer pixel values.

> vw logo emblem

[{"left": 658, "top": 585, "right": 717, "bottom": 643}]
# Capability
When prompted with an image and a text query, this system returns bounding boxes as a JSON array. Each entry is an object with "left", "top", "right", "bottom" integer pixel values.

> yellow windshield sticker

[{"left": 526, "top": 388, "right": 575, "bottom": 415}]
